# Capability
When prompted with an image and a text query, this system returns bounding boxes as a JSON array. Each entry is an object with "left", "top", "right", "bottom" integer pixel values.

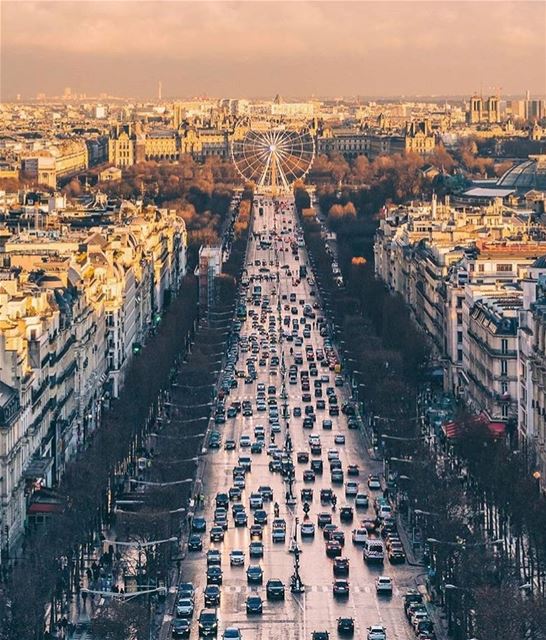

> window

[
  {"left": 501, "top": 360, "right": 508, "bottom": 376},
  {"left": 457, "top": 313, "right": 463, "bottom": 325},
  {"left": 502, "top": 405, "right": 508, "bottom": 418},
  {"left": 497, "top": 264, "right": 512, "bottom": 272},
  {"left": 456, "top": 297, "right": 464, "bottom": 309},
  {"left": 501, "top": 381, "right": 508, "bottom": 394},
  {"left": 457, "top": 349, "right": 463, "bottom": 362},
  {"left": 501, "top": 339, "right": 508, "bottom": 354},
  {"left": 478, "top": 264, "right": 485, "bottom": 273},
  {"left": 457, "top": 331, "right": 463, "bottom": 344}
]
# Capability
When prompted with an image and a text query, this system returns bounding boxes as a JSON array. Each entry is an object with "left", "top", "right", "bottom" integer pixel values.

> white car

[
  {"left": 334, "top": 434, "right": 346, "bottom": 445},
  {"left": 355, "top": 493, "right": 369, "bottom": 509},
  {"left": 239, "top": 435, "right": 252, "bottom": 448},
  {"left": 249, "top": 493, "right": 264, "bottom": 509},
  {"left": 377, "top": 505, "right": 393, "bottom": 520},
  {"left": 233, "top": 475, "right": 246, "bottom": 490},
  {"left": 352, "top": 528, "right": 368, "bottom": 544},
  {"left": 345, "top": 481, "right": 359, "bottom": 497},
  {"left": 308, "top": 434, "right": 321, "bottom": 445},
  {"left": 367, "top": 625, "right": 387, "bottom": 640},
  {"left": 300, "top": 522, "right": 315, "bottom": 538},
  {"left": 368, "top": 475, "right": 382, "bottom": 490},
  {"left": 175, "top": 597, "right": 194, "bottom": 618},
  {"left": 375, "top": 576, "right": 393, "bottom": 595},
  {"left": 327, "top": 448, "right": 339, "bottom": 461},
  {"left": 229, "top": 550, "right": 245, "bottom": 566}
]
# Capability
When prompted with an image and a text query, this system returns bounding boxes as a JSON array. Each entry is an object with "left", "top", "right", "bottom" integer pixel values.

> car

[
  {"left": 246, "top": 564, "right": 264, "bottom": 584},
  {"left": 188, "top": 534, "right": 203, "bottom": 551},
  {"left": 323, "top": 523, "right": 338, "bottom": 540},
  {"left": 334, "top": 434, "right": 346, "bottom": 445},
  {"left": 249, "top": 541, "right": 264, "bottom": 557},
  {"left": 367, "top": 625, "right": 387, "bottom": 640},
  {"left": 216, "top": 493, "right": 229, "bottom": 508},
  {"left": 376, "top": 576, "right": 393, "bottom": 595},
  {"left": 251, "top": 442, "right": 263, "bottom": 454},
  {"left": 206, "top": 566, "right": 223, "bottom": 585},
  {"left": 355, "top": 493, "right": 369, "bottom": 509},
  {"left": 337, "top": 617, "right": 355, "bottom": 635},
  {"left": 204, "top": 550, "right": 222, "bottom": 571},
  {"left": 308, "top": 454, "right": 322, "bottom": 471},
  {"left": 340, "top": 506, "right": 354, "bottom": 523},
  {"left": 301, "top": 522, "right": 315, "bottom": 538},
  {"left": 254, "top": 509, "right": 268, "bottom": 525},
  {"left": 198, "top": 609, "right": 219, "bottom": 637},
  {"left": 331, "top": 530, "right": 345, "bottom": 546},
  {"left": 352, "top": 528, "right": 368, "bottom": 544},
  {"left": 322, "top": 419, "right": 333, "bottom": 430},
  {"left": 303, "top": 469, "right": 316, "bottom": 482},
  {"left": 222, "top": 628, "right": 242, "bottom": 640},
  {"left": 171, "top": 619, "right": 191, "bottom": 638},
  {"left": 176, "top": 597, "right": 194, "bottom": 618},
  {"left": 320, "top": 488, "right": 333, "bottom": 504},
  {"left": 239, "top": 434, "right": 252, "bottom": 447},
  {"left": 326, "top": 541, "right": 342, "bottom": 558},
  {"left": 177, "top": 582, "right": 194, "bottom": 601},
  {"left": 233, "top": 475, "right": 246, "bottom": 490},
  {"left": 317, "top": 512, "right": 332, "bottom": 527},
  {"left": 368, "top": 475, "right": 382, "bottom": 490},
  {"left": 333, "top": 557, "right": 350, "bottom": 576},
  {"left": 228, "top": 487, "right": 242, "bottom": 501},
  {"left": 192, "top": 517, "right": 206, "bottom": 533},
  {"left": 301, "top": 488, "right": 313, "bottom": 501},
  {"left": 362, "top": 517, "right": 377, "bottom": 532},
  {"left": 229, "top": 550, "right": 245, "bottom": 566},
  {"left": 249, "top": 493, "right": 264, "bottom": 509},
  {"left": 332, "top": 579, "right": 350, "bottom": 597},
  {"left": 312, "top": 633, "right": 330, "bottom": 640},
  {"left": 234, "top": 511, "right": 248, "bottom": 527},
  {"left": 347, "top": 464, "right": 359, "bottom": 477},
  {"left": 204, "top": 584, "right": 221, "bottom": 607},
  {"left": 327, "top": 449, "right": 339, "bottom": 461},
  {"left": 297, "top": 451, "right": 310, "bottom": 463},
  {"left": 250, "top": 524, "right": 263, "bottom": 539},
  {"left": 266, "top": 579, "right": 285, "bottom": 600},
  {"left": 245, "top": 595, "right": 263, "bottom": 614},
  {"left": 345, "top": 482, "right": 359, "bottom": 497},
  {"left": 224, "top": 439, "right": 236, "bottom": 451},
  {"left": 293, "top": 407, "right": 302, "bottom": 417},
  {"left": 388, "top": 545, "right": 406, "bottom": 564},
  {"left": 331, "top": 469, "right": 344, "bottom": 484}
]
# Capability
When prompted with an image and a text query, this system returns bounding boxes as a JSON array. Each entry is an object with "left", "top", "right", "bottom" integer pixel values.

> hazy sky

[{"left": 1, "top": 1, "right": 545, "bottom": 100}]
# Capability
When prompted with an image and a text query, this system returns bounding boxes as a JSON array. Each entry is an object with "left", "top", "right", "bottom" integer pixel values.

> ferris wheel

[{"left": 231, "top": 126, "right": 315, "bottom": 191}]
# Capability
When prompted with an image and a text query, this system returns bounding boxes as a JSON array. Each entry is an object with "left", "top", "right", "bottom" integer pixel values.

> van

[{"left": 363, "top": 538, "right": 385, "bottom": 564}]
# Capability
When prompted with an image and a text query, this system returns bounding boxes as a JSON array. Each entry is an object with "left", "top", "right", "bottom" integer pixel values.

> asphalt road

[{"left": 165, "top": 195, "right": 422, "bottom": 640}]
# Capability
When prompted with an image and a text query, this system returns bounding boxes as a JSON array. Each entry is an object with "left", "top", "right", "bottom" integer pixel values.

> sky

[{"left": 1, "top": 0, "right": 545, "bottom": 100}]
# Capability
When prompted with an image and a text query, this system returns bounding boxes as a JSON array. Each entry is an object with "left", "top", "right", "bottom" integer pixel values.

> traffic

[{"left": 166, "top": 195, "right": 433, "bottom": 640}]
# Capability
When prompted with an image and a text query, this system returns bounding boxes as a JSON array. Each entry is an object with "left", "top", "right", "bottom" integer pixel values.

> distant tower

[
  {"left": 526, "top": 89, "right": 531, "bottom": 102},
  {"left": 158, "top": 81, "right": 162, "bottom": 101},
  {"left": 468, "top": 95, "right": 483, "bottom": 124}
]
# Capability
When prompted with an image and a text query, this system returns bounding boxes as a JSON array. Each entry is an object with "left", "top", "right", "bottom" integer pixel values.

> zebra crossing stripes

[{"left": 219, "top": 584, "right": 400, "bottom": 595}]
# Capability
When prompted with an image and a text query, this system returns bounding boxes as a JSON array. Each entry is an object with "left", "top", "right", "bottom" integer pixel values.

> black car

[
  {"left": 333, "top": 557, "right": 350, "bottom": 576},
  {"left": 340, "top": 506, "right": 354, "bottom": 523},
  {"left": 204, "top": 584, "right": 221, "bottom": 607},
  {"left": 246, "top": 595, "right": 263, "bottom": 614},
  {"left": 311, "top": 459, "right": 324, "bottom": 474},
  {"left": 337, "top": 617, "right": 355, "bottom": 636},
  {"left": 246, "top": 565, "right": 264, "bottom": 584},
  {"left": 188, "top": 534, "right": 203, "bottom": 551},
  {"left": 333, "top": 579, "right": 350, "bottom": 598},
  {"left": 192, "top": 517, "right": 207, "bottom": 533},
  {"left": 171, "top": 618, "right": 191, "bottom": 638},
  {"left": 198, "top": 609, "right": 218, "bottom": 636},
  {"left": 266, "top": 579, "right": 285, "bottom": 600},
  {"left": 297, "top": 451, "right": 309, "bottom": 463},
  {"left": 206, "top": 566, "right": 223, "bottom": 585},
  {"left": 320, "top": 488, "right": 333, "bottom": 504},
  {"left": 216, "top": 493, "right": 229, "bottom": 508},
  {"left": 312, "top": 632, "right": 329, "bottom": 640}
]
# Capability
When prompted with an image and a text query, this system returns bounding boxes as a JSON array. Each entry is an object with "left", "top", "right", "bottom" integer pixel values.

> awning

[
  {"left": 22, "top": 456, "right": 53, "bottom": 480},
  {"left": 442, "top": 414, "right": 507, "bottom": 440},
  {"left": 28, "top": 502, "right": 64, "bottom": 514}
]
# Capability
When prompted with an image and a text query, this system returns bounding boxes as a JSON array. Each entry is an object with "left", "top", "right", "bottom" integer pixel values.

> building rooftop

[{"left": 497, "top": 155, "right": 546, "bottom": 192}]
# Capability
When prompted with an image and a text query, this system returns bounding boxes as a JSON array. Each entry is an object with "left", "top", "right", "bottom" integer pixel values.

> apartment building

[{"left": 0, "top": 206, "right": 187, "bottom": 566}]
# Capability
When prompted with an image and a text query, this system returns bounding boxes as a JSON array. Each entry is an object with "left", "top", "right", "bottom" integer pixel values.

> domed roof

[
  {"left": 497, "top": 155, "right": 546, "bottom": 191},
  {"left": 532, "top": 255, "right": 546, "bottom": 269}
]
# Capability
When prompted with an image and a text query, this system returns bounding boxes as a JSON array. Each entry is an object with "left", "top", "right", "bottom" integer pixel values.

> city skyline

[{"left": 2, "top": 0, "right": 545, "bottom": 101}]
